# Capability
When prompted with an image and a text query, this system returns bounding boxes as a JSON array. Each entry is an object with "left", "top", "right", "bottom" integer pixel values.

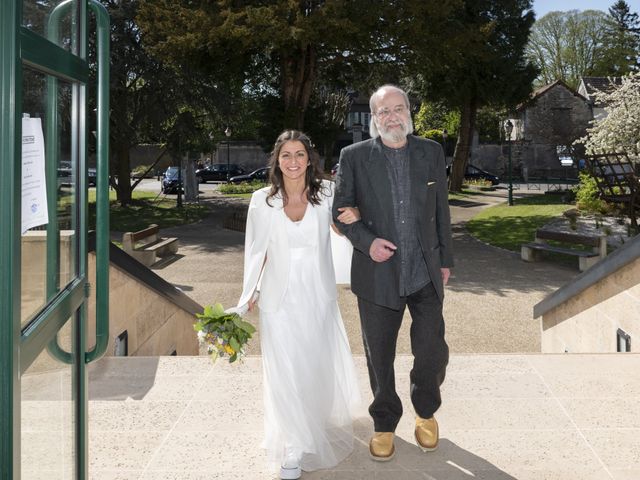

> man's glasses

[{"left": 374, "top": 105, "right": 407, "bottom": 119}]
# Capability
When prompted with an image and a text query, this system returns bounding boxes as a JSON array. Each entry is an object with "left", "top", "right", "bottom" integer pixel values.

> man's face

[{"left": 372, "top": 90, "right": 411, "bottom": 144}]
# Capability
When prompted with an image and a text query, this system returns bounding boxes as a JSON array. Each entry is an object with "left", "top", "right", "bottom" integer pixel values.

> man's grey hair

[{"left": 369, "top": 85, "right": 413, "bottom": 139}]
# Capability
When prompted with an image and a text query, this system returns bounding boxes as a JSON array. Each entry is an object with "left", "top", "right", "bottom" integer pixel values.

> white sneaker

[{"left": 280, "top": 447, "right": 302, "bottom": 480}]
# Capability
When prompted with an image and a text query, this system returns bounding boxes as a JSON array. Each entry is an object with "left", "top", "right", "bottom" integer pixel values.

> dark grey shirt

[{"left": 382, "top": 143, "right": 431, "bottom": 296}]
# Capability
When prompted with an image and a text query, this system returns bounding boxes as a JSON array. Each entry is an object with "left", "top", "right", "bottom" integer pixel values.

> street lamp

[
  {"left": 504, "top": 119, "right": 514, "bottom": 206},
  {"left": 225, "top": 126, "right": 232, "bottom": 182}
]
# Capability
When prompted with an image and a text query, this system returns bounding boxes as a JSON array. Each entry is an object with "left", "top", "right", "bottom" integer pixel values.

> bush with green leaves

[
  {"left": 218, "top": 181, "right": 267, "bottom": 195},
  {"left": 131, "top": 164, "right": 153, "bottom": 178},
  {"left": 572, "top": 172, "right": 610, "bottom": 214}
]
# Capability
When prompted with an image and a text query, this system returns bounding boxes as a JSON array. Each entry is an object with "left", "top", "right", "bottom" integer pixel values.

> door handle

[{"left": 46, "top": 0, "right": 110, "bottom": 364}]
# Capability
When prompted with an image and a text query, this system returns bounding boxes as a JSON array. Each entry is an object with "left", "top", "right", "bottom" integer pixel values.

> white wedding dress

[{"left": 259, "top": 204, "right": 360, "bottom": 472}]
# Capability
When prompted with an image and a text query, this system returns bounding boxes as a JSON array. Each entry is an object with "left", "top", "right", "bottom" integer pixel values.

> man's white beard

[{"left": 377, "top": 118, "right": 413, "bottom": 144}]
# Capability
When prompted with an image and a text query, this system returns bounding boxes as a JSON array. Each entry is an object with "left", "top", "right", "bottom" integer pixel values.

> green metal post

[
  {"left": 85, "top": 0, "right": 110, "bottom": 364},
  {"left": 0, "top": 1, "right": 21, "bottom": 477},
  {"left": 508, "top": 137, "right": 514, "bottom": 206}
]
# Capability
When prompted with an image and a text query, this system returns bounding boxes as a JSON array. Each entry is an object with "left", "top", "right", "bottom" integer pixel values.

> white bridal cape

[{"left": 237, "top": 181, "right": 360, "bottom": 472}]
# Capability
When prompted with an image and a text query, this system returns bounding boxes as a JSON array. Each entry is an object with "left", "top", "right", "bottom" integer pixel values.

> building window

[
  {"left": 617, "top": 328, "right": 631, "bottom": 352},
  {"left": 114, "top": 330, "right": 128, "bottom": 356}
]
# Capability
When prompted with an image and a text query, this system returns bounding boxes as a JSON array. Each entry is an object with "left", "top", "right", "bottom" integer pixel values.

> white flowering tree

[{"left": 578, "top": 72, "right": 640, "bottom": 158}]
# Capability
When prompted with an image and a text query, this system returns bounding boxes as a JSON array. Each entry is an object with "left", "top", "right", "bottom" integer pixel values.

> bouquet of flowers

[{"left": 194, "top": 303, "right": 256, "bottom": 363}]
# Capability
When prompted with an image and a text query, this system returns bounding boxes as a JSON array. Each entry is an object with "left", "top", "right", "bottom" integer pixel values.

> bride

[{"left": 236, "top": 130, "right": 361, "bottom": 479}]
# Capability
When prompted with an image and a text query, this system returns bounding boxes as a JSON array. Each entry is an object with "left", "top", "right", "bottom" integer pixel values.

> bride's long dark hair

[{"left": 266, "top": 130, "right": 329, "bottom": 206}]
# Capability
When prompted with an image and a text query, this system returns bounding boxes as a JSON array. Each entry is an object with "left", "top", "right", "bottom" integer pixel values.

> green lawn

[
  {"left": 85, "top": 190, "right": 210, "bottom": 232},
  {"left": 466, "top": 195, "right": 572, "bottom": 252}
]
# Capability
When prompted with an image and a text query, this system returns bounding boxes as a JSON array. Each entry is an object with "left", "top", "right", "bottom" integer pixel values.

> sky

[{"left": 533, "top": 0, "right": 624, "bottom": 18}]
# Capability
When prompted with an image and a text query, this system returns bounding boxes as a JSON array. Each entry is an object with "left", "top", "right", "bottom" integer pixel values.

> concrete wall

[
  {"left": 541, "top": 256, "right": 640, "bottom": 353},
  {"left": 86, "top": 253, "right": 198, "bottom": 357},
  {"left": 216, "top": 141, "right": 269, "bottom": 173},
  {"left": 21, "top": 230, "right": 75, "bottom": 326},
  {"left": 20, "top": 233, "right": 198, "bottom": 375}
]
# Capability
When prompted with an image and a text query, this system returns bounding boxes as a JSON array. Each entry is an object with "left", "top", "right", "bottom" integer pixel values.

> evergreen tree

[
  {"left": 601, "top": 0, "right": 640, "bottom": 74},
  {"left": 407, "top": 0, "right": 537, "bottom": 191},
  {"left": 137, "top": 0, "right": 389, "bottom": 130}
]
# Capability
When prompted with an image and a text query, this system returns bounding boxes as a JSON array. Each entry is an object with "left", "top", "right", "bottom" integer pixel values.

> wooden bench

[
  {"left": 122, "top": 224, "right": 178, "bottom": 267},
  {"left": 521, "top": 229, "right": 606, "bottom": 272}
]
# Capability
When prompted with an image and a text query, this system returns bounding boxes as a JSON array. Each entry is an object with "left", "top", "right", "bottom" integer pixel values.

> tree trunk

[
  {"left": 114, "top": 141, "right": 132, "bottom": 206},
  {"left": 449, "top": 98, "right": 478, "bottom": 192},
  {"left": 281, "top": 44, "right": 317, "bottom": 129}
]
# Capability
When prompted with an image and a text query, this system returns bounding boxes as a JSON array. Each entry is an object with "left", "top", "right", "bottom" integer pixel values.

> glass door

[{"left": 1, "top": 0, "right": 110, "bottom": 478}]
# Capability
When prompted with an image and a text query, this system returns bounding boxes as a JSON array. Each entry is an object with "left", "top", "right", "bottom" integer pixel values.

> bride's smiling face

[{"left": 278, "top": 140, "right": 309, "bottom": 182}]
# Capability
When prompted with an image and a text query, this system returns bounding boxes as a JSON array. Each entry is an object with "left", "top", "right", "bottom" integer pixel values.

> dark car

[
  {"left": 88, "top": 167, "right": 97, "bottom": 187},
  {"left": 229, "top": 167, "right": 269, "bottom": 184},
  {"left": 446, "top": 163, "right": 500, "bottom": 186},
  {"left": 161, "top": 166, "right": 183, "bottom": 194},
  {"left": 195, "top": 163, "right": 245, "bottom": 183},
  {"left": 465, "top": 164, "right": 500, "bottom": 185}
]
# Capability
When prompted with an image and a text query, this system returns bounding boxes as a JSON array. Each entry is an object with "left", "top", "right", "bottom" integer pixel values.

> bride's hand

[{"left": 337, "top": 206, "right": 360, "bottom": 224}]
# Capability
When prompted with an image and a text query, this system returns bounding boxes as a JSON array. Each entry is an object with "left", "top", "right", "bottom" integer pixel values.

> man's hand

[
  {"left": 441, "top": 268, "right": 451, "bottom": 285},
  {"left": 369, "top": 238, "right": 397, "bottom": 262}
]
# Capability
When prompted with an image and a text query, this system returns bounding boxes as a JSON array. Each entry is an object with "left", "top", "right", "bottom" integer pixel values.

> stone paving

[
  {"left": 156, "top": 188, "right": 578, "bottom": 354},
  {"left": 83, "top": 354, "right": 640, "bottom": 480}
]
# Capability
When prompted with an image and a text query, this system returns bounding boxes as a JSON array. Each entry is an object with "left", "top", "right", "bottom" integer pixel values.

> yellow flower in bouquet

[{"left": 194, "top": 303, "right": 256, "bottom": 363}]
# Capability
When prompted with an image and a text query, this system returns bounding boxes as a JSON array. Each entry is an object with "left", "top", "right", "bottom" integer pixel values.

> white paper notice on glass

[{"left": 21, "top": 116, "right": 49, "bottom": 234}]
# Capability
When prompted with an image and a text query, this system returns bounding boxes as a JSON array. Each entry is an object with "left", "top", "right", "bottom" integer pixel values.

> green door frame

[{"left": 0, "top": 0, "right": 110, "bottom": 478}]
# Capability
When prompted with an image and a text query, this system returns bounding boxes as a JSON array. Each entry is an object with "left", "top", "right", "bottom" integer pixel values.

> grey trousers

[{"left": 357, "top": 282, "right": 449, "bottom": 432}]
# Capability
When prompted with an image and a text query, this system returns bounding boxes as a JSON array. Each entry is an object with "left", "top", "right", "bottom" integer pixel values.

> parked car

[
  {"left": 195, "top": 163, "right": 245, "bottom": 183},
  {"left": 161, "top": 166, "right": 183, "bottom": 194},
  {"left": 88, "top": 167, "right": 97, "bottom": 187},
  {"left": 446, "top": 163, "right": 500, "bottom": 185},
  {"left": 57, "top": 161, "right": 97, "bottom": 188},
  {"left": 229, "top": 167, "right": 269, "bottom": 184},
  {"left": 57, "top": 161, "right": 73, "bottom": 190}
]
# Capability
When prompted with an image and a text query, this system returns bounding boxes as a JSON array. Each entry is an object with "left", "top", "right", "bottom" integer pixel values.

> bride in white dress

[{"left": 236, "top": 130, "right": 361, "bottom": 479}]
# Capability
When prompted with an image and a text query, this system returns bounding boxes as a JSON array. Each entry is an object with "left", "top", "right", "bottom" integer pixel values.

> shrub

[
  {"left": 131, "top": 164, "right": 154, "bottom": 178},
  {"left": 572, "top": 172, "right": 610, "bottom": 214},
  {"left": 219, "top": 181, "right": 266, "bottom": 194}
]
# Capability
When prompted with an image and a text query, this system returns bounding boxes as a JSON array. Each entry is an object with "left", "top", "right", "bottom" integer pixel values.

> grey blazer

[{"left": 332, "top": 135, "right": 454, "bottom": 309}]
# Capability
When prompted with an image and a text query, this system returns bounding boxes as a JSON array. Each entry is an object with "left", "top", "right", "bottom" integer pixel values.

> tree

[
  {"left": 577, "top": 72, "right": 640, "bottom": 156},
  {"left": 95, "top": 0, "right": 184, "bottom": 206},
  {"left": 408, "top": 0, "right": 537, "bottom": 191},
  {"left": 137, "top": 0, "right": 387, "bottom": 130},
  {"left": 598, "top": 0, "right": 640, "bottom": 74},
  {"left": 414, "top": 102, "right": 460, "bottom": 138},
  {"left": 305, "top": 88, "right": 353, "bottom": 170},
  {"left": 526, "top": 10, "right": 611, "bottom": 88}
]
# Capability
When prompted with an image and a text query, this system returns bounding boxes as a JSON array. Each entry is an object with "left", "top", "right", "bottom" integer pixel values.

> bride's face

[{"left": 278, "top": 140, "right": 309, "bottom": 182}]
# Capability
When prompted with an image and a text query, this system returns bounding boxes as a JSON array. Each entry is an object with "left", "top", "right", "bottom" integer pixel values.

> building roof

[
  {"left": 516, "top": 79, "right": 588, "bottom": 112},
  {"left": 579, "top": 76, "right": 623, "bottom": 107}
]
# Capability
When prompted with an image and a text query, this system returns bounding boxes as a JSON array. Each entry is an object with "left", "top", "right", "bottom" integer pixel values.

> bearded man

[{"left": 332, "top": 84, "right": 454, "bottom": 461}]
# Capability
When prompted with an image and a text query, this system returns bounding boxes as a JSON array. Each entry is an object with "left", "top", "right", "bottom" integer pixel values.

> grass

[
  {"left": 466, "top": 194, "right": 572, "bottom": 252},
  {"left": 81, "top": 190, "right": 209, "bottom": 232}
]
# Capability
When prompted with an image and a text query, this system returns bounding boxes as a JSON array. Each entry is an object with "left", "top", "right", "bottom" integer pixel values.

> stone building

[
  {"left": 578, "top": 76, "right": 623, "bottom": 120},
  {"left": 506, "top": 79, "right": 592, "bottom": 179}
]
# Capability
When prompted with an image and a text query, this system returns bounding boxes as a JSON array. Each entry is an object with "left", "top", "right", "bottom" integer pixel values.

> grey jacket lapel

[
  {"left": 408, "top": 135, "right": 429, "bottom": 208},
  {"left": 364, "top": 138, "right": 394, "bottom": 215}
]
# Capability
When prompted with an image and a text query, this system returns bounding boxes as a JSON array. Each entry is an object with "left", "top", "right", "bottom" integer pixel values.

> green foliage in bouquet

[{"left": 194, "top": 303, "right": 256, "bottom": 363}]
